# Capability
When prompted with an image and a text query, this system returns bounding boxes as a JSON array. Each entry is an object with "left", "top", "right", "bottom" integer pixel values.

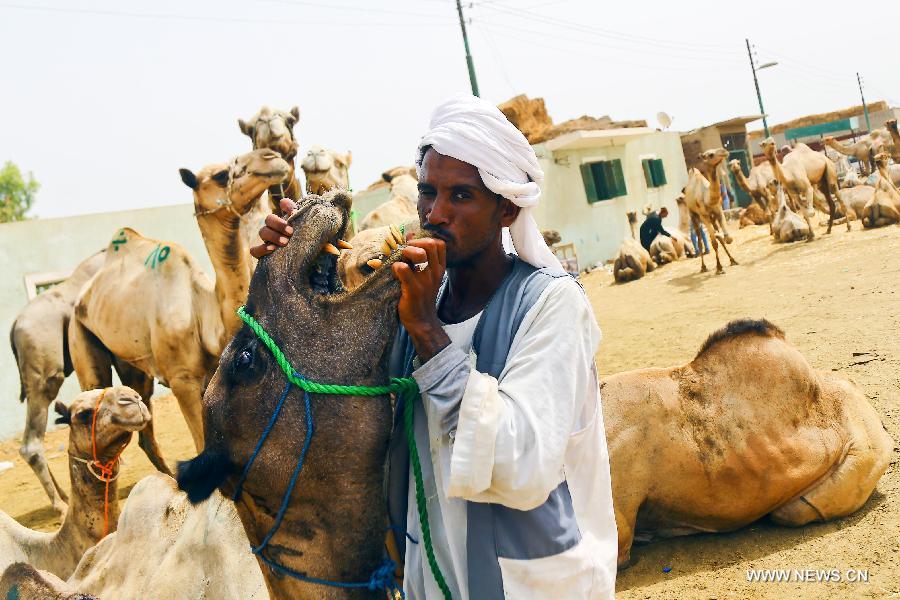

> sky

[{"left": 1, "top": 0, "right": 898, "bottom": 219}]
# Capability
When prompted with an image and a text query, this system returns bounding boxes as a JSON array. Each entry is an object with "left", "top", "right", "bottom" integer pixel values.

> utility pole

[
  {"left": 746, "top": 38, "right": 769, "bottom": 138},
  {"left": 456, "top": 0, "right": 480, "bottom": 97},
  {"left": 857, "top": 72, "right": 871, "bottom": 132}
]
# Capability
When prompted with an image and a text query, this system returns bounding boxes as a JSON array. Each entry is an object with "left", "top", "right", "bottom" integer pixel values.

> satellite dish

[{"left": 657, "top": 112, "right": 673, "bottom": 130}]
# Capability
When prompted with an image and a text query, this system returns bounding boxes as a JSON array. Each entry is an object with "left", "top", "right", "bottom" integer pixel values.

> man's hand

[
  {"left": 250, "top": 198, "right": 297, "bottom": 258},
  {"left": 392, "top": 238, "right": 450, "bottom": 362}
]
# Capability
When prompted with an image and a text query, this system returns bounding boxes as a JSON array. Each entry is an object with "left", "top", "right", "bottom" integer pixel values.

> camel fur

[
  {"left": 177, "top": 190, "right": 403, "bottom": 599},
  {"left": 772, "top": 185, "right": 811, "bottom": 243},
  {"left": 728, "top": 159, "right": 775, "bottom": 229},
  {"left": 358, "top": 172, "right": 419, "bottom": 232},
  {"left": 0, "top": 387, "right": 150, "bottom": 579},
  {"left": 69, "top": 150, "right": 289, "bottom": 451},
  {"left": 603, "top": 319, "right": 893, "bottom": 569},
  {"left": 614, "top": 238, "right": 656, "bottom": 283},
  {"left": 300, "top": 145, "right": 352, "bottom": 196}
]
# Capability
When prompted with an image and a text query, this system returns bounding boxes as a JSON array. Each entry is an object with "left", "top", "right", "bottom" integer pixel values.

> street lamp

[{"left": 746, "top": 39, "right": 778, "bottom": 138}]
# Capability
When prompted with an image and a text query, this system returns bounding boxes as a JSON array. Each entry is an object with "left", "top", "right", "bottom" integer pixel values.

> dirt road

[{"left": 1, "top": 222, "right": 897, "bottom": 598}]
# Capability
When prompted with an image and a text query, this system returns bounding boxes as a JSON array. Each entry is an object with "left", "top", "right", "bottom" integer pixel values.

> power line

[
  {"left": 261, "top": 0, "right": 448, "bottom": 20},
  {"left": 0, "top": 2, "right": 449, "bottom": 26},
  {"left": 472, "top": 23, "right": 517, "bottom": 95}
]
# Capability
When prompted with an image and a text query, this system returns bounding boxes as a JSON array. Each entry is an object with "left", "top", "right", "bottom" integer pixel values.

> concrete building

[
  {"left": 747, "top": 101, "right": 900, "bottom": 156},
  {"left": 0, "top": 204, "right": 211, "bottom": 440},
  {"left": 532, "top": 127, "right": 689, "bottom": 269}
]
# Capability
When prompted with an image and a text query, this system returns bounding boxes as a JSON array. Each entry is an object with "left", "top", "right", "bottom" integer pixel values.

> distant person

[
  {"left": 691, "top": 222, "right": 710, "bottom": 255},
  {"left": 639, "top": 206, "right": 671, "bottom": 251},
  {"left": 720, "top": 180, "right": 732, "bottom": 210}
]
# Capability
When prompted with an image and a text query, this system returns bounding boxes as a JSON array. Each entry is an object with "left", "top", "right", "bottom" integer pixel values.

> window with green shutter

[
  {"left": 642, "top": 158, "right": 667, "bottom": 188},
  {"left": 581, "top": 159, "right": 627, "bottom": 203}
]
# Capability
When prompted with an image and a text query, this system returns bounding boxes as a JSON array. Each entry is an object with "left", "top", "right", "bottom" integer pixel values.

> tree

[{"left": 0, "top": 161, "right": 39, "bottom": 222}]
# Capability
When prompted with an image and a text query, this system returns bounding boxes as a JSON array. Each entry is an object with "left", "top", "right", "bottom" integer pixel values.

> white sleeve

[{"left": 446, "top": 277, "right": 601, "bottom": 510}]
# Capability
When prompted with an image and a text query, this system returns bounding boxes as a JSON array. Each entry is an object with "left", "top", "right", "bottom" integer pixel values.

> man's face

[
  {"left": 660, "top": 207, "right": 669, "bottom": 218},
  {"left": 417, "top": 148, "right": 519, "bottom": 268}
]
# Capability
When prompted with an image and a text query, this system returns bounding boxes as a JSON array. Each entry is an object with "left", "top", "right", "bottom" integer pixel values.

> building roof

[
  {"left": 682, "top": 115, "right": 765, "bottom": 135},
  {"left": 748, "top": 101, "right": 891, "bottom": 137},
  {"left": 544, "top": 127, "right": 657, "bottom": 152}
]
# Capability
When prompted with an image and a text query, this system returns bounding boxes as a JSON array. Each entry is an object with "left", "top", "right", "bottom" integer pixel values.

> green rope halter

[{"left": 237, "top": 306, "right": 452, "bottom": 599}]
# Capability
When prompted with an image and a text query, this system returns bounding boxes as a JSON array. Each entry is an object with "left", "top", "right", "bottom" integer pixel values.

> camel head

[
  {"left": 382, "top": 165, "right": 418, "bottom": 183},
  {"left": 238, "top": 105, "right": 300, "bottom": 161},
  {"left": 180, "top": 149, "right": 289, "bottom": 220},
  {"left": 301, "top": 145, "right": 352, "bottom": 195},
  {"left": 541, "top": 229, "right": 561, "bottom": 246},
  {"left": 760, "top": 137, "right": 778, "bottom": 160},
  {"left": 700, "top": 147, "right": 729, "bottom": 168},
  {"left": 53, "top": 386, "right": 150, "bottom": 464},
  {"left": 874, "top": 152, "right": 891, "bottom": 169},
  {"left": 727, "top": 159, "right": 743, "bottom": 174},
  {"left": 885, "top": 119, "right": 897, "bottom": 134},
  {"left": 177, "top": 190, "right": 402, "bottom": 589}
]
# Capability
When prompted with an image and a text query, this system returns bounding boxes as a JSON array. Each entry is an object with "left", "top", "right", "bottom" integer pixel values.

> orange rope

[{"left": 89, "top": 388, "right": 126, "bottom": 538}]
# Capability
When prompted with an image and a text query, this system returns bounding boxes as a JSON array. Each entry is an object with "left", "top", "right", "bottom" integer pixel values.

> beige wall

[
  {"left": 0, "top": 204, "right": 212, "bottom": 440},
  {"left": 533, "top": 131, "right": 688, "bottom": 269}
]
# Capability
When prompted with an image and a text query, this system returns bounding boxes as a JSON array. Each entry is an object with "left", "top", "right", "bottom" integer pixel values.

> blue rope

[
  {"left": 233, "top": 371, "right": 402, "bottom": 596},
  {"left": 387, "top": 524, "right": 419, "bottom": 545}
]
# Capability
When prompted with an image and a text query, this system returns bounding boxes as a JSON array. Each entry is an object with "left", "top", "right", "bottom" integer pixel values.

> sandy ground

[{"left": 0, "top": 221, "right": 897, "bottom": 598}]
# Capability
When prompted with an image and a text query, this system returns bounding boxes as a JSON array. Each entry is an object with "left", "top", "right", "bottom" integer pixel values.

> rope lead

[{"left": 236, "top": 306, "right": 452, "bottom": 599}]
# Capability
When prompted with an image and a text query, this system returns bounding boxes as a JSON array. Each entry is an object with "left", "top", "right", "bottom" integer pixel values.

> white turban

[{"left": 416, "top": 94, "right": 561, "bottom": 270}]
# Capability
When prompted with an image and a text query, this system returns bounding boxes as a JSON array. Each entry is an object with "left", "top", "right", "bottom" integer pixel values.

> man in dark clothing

[{"left": 639, "top": 206, "right": 671, "bottom": 251}]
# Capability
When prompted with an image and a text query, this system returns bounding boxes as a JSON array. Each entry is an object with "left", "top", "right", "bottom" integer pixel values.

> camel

[
  {"left": 886, "top": 119, "right": 900, "bottom": 161},
  {"left": 761, "top": 137, "right": 849, "bottom": 237},
  {"left": 738, "top": 203, "right": 767, "bottom": 228},
  {"left": 728, "top": 159, "right": 775, "bottom": 229},
  {"left": 823, "top": 134, "right": 878, "bottom": 175},
  {"left": 648, "top": 235, "right": 679, "bottom": 265},
  {"left": 50, "top": 473, "right": 265, "bottom": 599},
  {"left": 840, "top": 169, "right": 863, "bottom": 188},
  {"left": 239, "top": 106, "right": 302, "bottom": 208},
  {"left": 603, "top": 319, "right": 893, "bottom": 568},
  {"left": 861, "top": 152, "right": 900, "bottom": 227},
  {"left": 69, "top": 149, "right": 289, "bottom": 451},
  {"left": 10, "top": 250, "right": 166, "bottom": 514},
  {"left": 837, "top": 185, "right": 875, "bottom": 221},
  {"left": 771, "top": 185, "right": 811, "bottom": 243},
  {"left": 0, "top": 387, "right": 150, "bottom": 579},
  {"left": 541, "top": 229, "right": 562, "bottom": 246},
  {"left": 177, "top": 189, "right": 404, "bottom": 599},
  {"left": 682, "top": 148, "right": 739, "bottom": 274},
  {"left": 613, "top": 238, "right": 656, "bottom": 283},
  {"left": 357, "top": 171, "right": 419, "bottom": 232},
  {"left": 300, "top": 146, "right": 352, "bottom": 195}
]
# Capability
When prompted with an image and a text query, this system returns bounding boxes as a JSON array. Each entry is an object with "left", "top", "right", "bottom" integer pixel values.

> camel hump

[{"left": 694, "top": 318, "right": 785, "bottom": 360}]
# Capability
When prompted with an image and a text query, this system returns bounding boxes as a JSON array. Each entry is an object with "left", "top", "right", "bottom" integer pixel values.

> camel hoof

[
  {"left": 729, "top": 259, "right": 739, "bottom": 266},
  {"left": 700, "top": 265, "right": 708, "bottom": 273},
  {"left": 716, "top": 268, "right": 725, "bottom": 275}
]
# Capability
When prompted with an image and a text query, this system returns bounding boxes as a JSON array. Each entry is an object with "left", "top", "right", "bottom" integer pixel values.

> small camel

[
  {"left": 614, "top": 238, "right": 656, "bottom": 283},
  {"left": 358, "top": 170, "right": 419, "bottom": 232},
  {"left": 836, "top": 185, "right": 875, "bottom": 221},
  {"left": 772, "top": 185, "right": 811, "bottom": 243},
  {"left": 69, "top": 149, "right": 289, "bottom": 451},
  {"left": 9, "top": 250, "right": 165, "bottom": 513},
  {"left": 300, "top": 145, "right": 352, "bottom": 195},
  {"left": 823, "top": 134, "right": 881, "bottom": 176},
  {"left": 178, "top": 190, "right": 403, "bottom": 599},
  {"left": 0, "top": 387, "right": 150, "bottom": 579},
  {"left": 238, "top": 105, "right": 302, "bottom": 208},
  {"left": 683, "top": 148, "right": 739, "bottom": 274},
  {"left": 738, "top": 203, "right": 768, "bottom": 228},
  {"left": 885, "top": 119, "right": 900, "bottom": 161},
  {"left": 728, "top": 159, "right": 775, "bottom": 228},
  {"left": 603, "top": 319, "right": 893, "bottom": 569}
]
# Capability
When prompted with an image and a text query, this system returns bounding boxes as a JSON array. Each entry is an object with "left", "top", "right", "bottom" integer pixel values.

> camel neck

[
  {"left": 55, "top": 452, "right": 120, "bottom": 553},
  {"left": 196, "top": 212, "right": 252, "bottom": 341}
]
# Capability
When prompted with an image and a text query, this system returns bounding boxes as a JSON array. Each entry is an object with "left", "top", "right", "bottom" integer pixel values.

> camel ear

[
  {"left": 342, "top": 151, "right": 352, "bottom": 168},
  {"left": 238, "top": 119, "right": 253, "bottom": 137},
  {"left": 382, "top": 170, "right": 394, "bottom": 183},
  {"left": 53, "top": 401, "right": 71, "bottom": 425},
  {"left": 211, "top": 169, "right": 230, "bottom": 187},
  {"left": 180, "top": 168, "right": 198, "bottom": 190},
  {"left": 289, "top": 106, "right": 300, "bottom": 123}
]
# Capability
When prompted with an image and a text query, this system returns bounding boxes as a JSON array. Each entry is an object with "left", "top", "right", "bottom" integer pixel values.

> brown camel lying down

[{"left": 603, "top": 319, "right": 893, "bottom": 568}]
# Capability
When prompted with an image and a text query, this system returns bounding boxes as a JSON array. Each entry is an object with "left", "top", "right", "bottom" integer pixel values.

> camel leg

[
  {"left": 68, "top": 318, "right": 114, "bottom": 391},
  {"left": 800, "top": 188, "right": 816, "bottom": 241},
  {"left": 690, "top": 214, "right": 708, "bottom": 273},
  {"left": 113, "top": 359, "right": 172, "bottom": 476},
  {"left": 169, "top": 377, "right": 206, "bottom": 451},
  {"left": 715, "top": 212, "right": 738, "bottom": 265},
  {"left": 19, "top": 375, "right": 68, "bottom": 514},
  {"left": 703, "top": 218, "right": 725, "bottom": 274},
  {"left": 615, "top": 503, "right": 641, "bottom": 570}
]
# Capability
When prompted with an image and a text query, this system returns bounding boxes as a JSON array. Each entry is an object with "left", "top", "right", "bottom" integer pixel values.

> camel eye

[{"left": 235, "top": 349, "right": 253, "bottom": 371}]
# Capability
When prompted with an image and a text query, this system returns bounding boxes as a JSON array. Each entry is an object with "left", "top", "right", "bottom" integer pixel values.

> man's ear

[{"left": 498, "top": 197, "right": 521, "bottom": 228}]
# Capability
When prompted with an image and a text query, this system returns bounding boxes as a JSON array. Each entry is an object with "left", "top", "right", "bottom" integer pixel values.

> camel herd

[
  {"left": 614, "top": 123, "right": 900, "bottom": 284},
  {"left": 1, "top": 105, "right": 895, "bottom": 599}
]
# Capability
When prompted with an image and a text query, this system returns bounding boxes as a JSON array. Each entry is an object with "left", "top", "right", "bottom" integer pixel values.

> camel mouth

[{"left": 287, "top": 197, "right": 353, "bottom": 297}]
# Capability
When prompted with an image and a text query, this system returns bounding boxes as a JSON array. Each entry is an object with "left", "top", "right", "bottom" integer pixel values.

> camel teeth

[
  {"left": 323, "top": 243, "right": 340, "bottom": 256},
  {"left": 381, "top": 240, "right": 392, "bottom": 255},
  {"left": 366, "top": 258, "right": 383, "bottom": 270},
  {"left": 390, "top": 224, "right": 403, "bottom": 244},
  {"left": 337, "top": 239, "right": 352, "bottom": 249}
]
